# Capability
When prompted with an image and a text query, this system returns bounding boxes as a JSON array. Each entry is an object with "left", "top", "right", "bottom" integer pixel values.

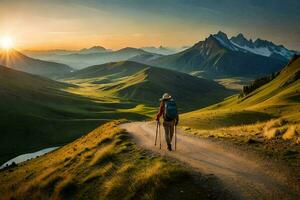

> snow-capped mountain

[
  {"left": 145, "top": 31, "right": 287, "bottom": 77},
  {"left": 229, "top": 33, "right": 294, "bottom": 61},
  {"left": 212, "top": 31, "right": 239, "bottom": 51}
]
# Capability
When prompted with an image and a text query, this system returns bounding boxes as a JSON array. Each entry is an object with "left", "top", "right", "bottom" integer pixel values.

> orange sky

[
  {"left": 0, "top": 1, "right": 213, "bottom": 50},
  {"left": 0, "top": 10, "right": 218, "bottom": 51},
  {"left": 1, "top": 0, "right": 299, "bottom": 51}
]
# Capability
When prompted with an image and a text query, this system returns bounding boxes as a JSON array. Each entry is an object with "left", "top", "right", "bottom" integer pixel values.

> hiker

[{"left": 156, "top": 93, "right": 179, "bottom": 151}]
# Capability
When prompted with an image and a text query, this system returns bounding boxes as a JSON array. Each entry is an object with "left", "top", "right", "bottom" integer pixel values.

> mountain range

[
  {"left": 22, "top": 32, "right": 297, "bottom": 79},
  {"left": 23, "top": 47, "right": 161, "bottom": 69},
  {"left": 138, "top": 31, "right": 295, "bottom": 78},
  {"left": 0, "top": 50, "right": 72, "bottom": 78},
  {"left": 23, "top": 46, "right": 110, "bottom": 56}
]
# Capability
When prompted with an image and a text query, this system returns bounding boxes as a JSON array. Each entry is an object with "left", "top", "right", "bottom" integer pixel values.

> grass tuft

[
  {"left": 89, "top": 144, "right": 115, "bottom": 166},
  {"left": 263, "top": 128, "right": 281, "bottom": 139},
  {"left": 263, "top": 119, "right": 287, "bottom": 139},
  {"left": 56, "top": 176, "right": 78, "bottom": 198},
  {"left": 83, "top": 162, "right": 114, "bottom": 183},
  {"left": 283, "top": 126, "right": 297, "bottom": 140}
]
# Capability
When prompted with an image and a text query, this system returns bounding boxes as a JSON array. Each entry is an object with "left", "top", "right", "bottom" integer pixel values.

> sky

[{"left": 0, "top": 0, "right": 299, "bottom": 50}]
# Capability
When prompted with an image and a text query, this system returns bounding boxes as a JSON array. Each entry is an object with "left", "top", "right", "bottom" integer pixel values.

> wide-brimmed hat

[{"left": 159, "top": 93, "right": 172, "bottom": 101}]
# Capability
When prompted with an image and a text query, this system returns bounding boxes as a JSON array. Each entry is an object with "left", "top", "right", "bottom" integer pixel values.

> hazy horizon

[
  {"left": 1, "top": 0, "right": 300, "bottom": 51},
  {"left": 19, "top": 30, "right": 299, "bottom": 52}
]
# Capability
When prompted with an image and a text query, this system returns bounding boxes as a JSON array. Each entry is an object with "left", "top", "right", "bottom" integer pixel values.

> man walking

[{"left": 156, "top": 93, "right": 179, "bottom": 151}]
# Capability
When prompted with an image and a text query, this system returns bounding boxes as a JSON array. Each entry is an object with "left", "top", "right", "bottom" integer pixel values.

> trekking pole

[
  {"left": 159, "top": 122, "right": 162, "bottom": 149},
  {"left": 174, "top": 124, "right": 177, "bottom": 151},
  {"left": 155, "top": 121, "right": 158, "bottom": 146}
]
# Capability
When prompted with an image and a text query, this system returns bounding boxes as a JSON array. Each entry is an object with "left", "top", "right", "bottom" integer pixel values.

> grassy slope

[
  {"left": 181, "top": 56, "right": 300, "bottom": 129},
  {"left": 180, "top": 56, "right": 300, "bottom": 168},
  {"left": 0, "top": 66, "right": 148, "bottom": 165},
  {"left": 0, "top": 121, "right": 232, "bottom": 200},
  {"left": 64, "top": 61, "right": 234, "bottom": 112}
]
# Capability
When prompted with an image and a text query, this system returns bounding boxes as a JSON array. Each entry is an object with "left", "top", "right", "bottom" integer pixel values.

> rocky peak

[
  {"left": 254, "top": 39, "right": 273, "bottom": 48},
  {"left": 230, "top": 33, "right": 253, "bottom": 47},
  {"left": 214, "top": 31, "right": 229, "bottom": 41},
  {"left": 212, "top": 31, "right": 238, "bottom": 51}
]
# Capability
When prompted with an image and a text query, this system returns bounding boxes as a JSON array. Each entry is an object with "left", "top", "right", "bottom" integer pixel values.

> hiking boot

[{"left": 167, "top": 143, "right": 172, "bottom": 151}]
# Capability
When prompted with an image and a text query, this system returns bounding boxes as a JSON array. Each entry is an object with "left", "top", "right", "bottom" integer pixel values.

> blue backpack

[{"left": 164, "top": 100, "right": 178, "bottom": 120}]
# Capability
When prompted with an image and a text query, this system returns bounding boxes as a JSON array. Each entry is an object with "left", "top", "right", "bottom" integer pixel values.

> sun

[{"left": 1, "top": 36, "right": 14, "bottom": 50}]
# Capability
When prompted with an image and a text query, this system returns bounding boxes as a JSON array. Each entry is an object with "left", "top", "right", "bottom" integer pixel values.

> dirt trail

[{"left": 121, "top": 122, "right": 300, "bottom": 200}]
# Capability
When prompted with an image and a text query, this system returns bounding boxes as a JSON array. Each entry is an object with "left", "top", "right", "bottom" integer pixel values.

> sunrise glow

[{"left": 0, "top": 36, "right": 14, "bottom": 50}]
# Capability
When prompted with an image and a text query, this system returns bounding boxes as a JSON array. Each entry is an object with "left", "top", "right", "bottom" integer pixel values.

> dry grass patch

[
  {"left": 295, "top": 137, "right": 300, "bottom": 144},
  {"left": 263, "top": 128, "right": 283, "bottom": 139},
  {"left": 89, "top": 144, "right": 116, "bottom": 166},
  {"left": 103, "top": 163, "right": 135, "bottom": 198},
  {"left": 263, "top": 119, "right": 287, "bottom": 139},
  {"left": 83, "top": 162, "right": 114, "bottom": 183},
  {"left": 55, "top": 175, "right": 78, "bottom": 199}
]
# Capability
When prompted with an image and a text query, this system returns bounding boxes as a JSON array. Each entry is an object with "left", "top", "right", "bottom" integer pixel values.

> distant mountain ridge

[
  {"left": 24, "top": 46, "right": 110, "bottom": 56},
  {"left": 78, "top": 46, "right": 108, "bottom": 54},
  {"left": 144, "top": 31, "right": 290, "bottom": 78},
  {"left": 23, "top": 47, "right": 160, "bottom": 69},
  {"left": 141, "top": 46, "right": 176, "bottom": 55},
  {"left": 0, "top": 50, "right": 72, "bottom": 78},
  {"left": 21, "top": 33, "right": 297, "bottom": 77}
]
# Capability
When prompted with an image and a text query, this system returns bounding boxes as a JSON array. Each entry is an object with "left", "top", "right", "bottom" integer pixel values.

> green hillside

[
  {"left": 181, "top": 55, "right": 300, "bottom": 130},
  {"left": 180, "top": 55, "right": 300, "bottom": 167},
  {"left": 64, "top": 61, "right": 235, "bottom": 111},
  {"left": 0, "top": 121, "right": 230, "bottom": 200},
  {"left": 0, "top": 65, "right": 148, "bottom": 165}
]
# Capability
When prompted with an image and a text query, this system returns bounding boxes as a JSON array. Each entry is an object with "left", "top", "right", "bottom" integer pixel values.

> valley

[
  {"left": 0, "top": 64, "right": 151, "bottom": 165},
  {"left": 62, "top": 61, "right": 234, "bottom": 111},
  {"left": 0, "top": 59, "right": 234, "bottom": 166}
]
